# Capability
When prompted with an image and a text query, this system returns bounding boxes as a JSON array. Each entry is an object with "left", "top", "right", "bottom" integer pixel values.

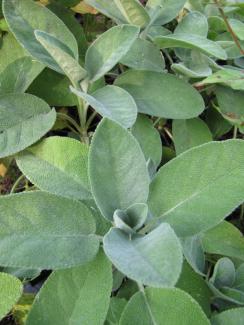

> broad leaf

[
  {"left": 35, "top": 30, "right": 87, "bottom": 84},
  {"left": 103, "top": 223, "right": 183, "bottom": 287},
  {"left": 154, "top": 34, "right": 227, "bottom": 60},
  {"left": 0, "top": 191, "right": 99, "bottom": 269},
  {"left": 85, "top": 25, "right": 139, "bottom": 81},
  {"left": 131, "top": 115, "right": 162, "bottom": 167},
  {"left": 0, "top": 273, "right": 23, "bottom": 320},
  {"left": 16, "top": 136, "right": 91, "bottom": 201},
  {"left": 114, "top": 0, "right": 150, "bottom": 27},
  {"left": 0, "top": 93, "right": 56, "bottom": 158},
  {"left": 146, "top": 0, "right": 187, "bottom": 26},
  {"left": 175, "top": 11, "right": 208, "bottom": 37},
  {"left": 115, "top": 70, "right": 204, "bottom": 119},
  {"left": 201, "top": 221, "right": 244, "bottom": 262},
  {"left": 26, "top": 251, "right": 112, "bottom": 325},
  {"left": 120, "top": 288, "right": 210, "bottom": 325},
  {"left": 182, "top": 235, "right": 205, "bottom": 275},
  {"left": 3, "top": 0, "right": 78, "bottom": 72},
  {"left": 211, "top": 308, "right": 244, "bottom": 325},
  {"left": 148, "top": 140, "right": 244, "bottom": 237},
  {"left": 71, "top": 85, "right": 137, "bottom": 128},
  {"left": 89, "top": 118, "right": 149, "bottom": 221},
  {"left": 120, "top": 38, "right": 165, "bottom": 72},
  {"left": 210, "top": 258, "right": 236, "bottom": 289},
  {"left": 173, "top": 118, "right": 212, "bottom": 155},
  {"left": 106, "top": 297, "right": 127, "bottom": 325},
  {"left": 84, "top": 0, "right": 127, "bottom": 24}
]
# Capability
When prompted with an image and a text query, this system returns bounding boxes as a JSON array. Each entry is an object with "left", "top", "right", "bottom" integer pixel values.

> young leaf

[
  {"left": 114, "top": 0, "right": 150, "bottom": 27},
  {"left": 16, "top": 136, "right": 91, "bottom": 201},
  {"left": 103, "top": 223, "right": 183, "bottom": 287},
  {"left": 120, "top": 38, "right": 165, "bottom": 72},
  {"left": 89, "top": 118, "right": 150, "bottom": 221},
  {"left": 211, "top": 308, "right": 244, "bottom": 325},
  {"left": 146, "top": 0, "right": 187, "bottom": 26},
  {"left": 210, "top": 258, "right": 236, "bottom": 289},
  {"left": 0, "top": 273, "right": 23, "bottom": 320},
  {"left": 173, "top": 118, "right": 212, "bottom": 155},
  {"left": 0, "top": 191, "right": 99, "bottom": 269},
  {"left": 201, "top": 221, "right": 244, "bottom": 262},
  {"left": 131, "top": 115, "right": 162, "bottom": 167},
  {"left": 115, "top": 70, "right": 205, "bottom": 119},
  {"left": 3, "top": 0, "right": 78, "bottom": 73},
  {"left": 0, "top": 93, "right": 56, "bottom": 158},
  {"left": 26, "top": 250, "right": 112, "bottom": 325},
  {"left": 154, "top": 34, "right": 227, "bottom": 60},
  {"left": 85, "top": 25, "right": 140, "bottom": 81},
  {"left": 148, "top": 140, "right": 244, "bottom": 237},
  {"left": 34, "top": 30, "right": 87, "bottom": 84},
  {"left": 120, "top": 288, "right": 210, "bottom": 325},
  {"left": 105, "top": 297, "right": 127, "bottom": 325},
  {"left": 70, "top": 85, "right": 137, "bottom": 128},
  {"left": 181, "top": 235, "right": 205, "bottom": 275}
]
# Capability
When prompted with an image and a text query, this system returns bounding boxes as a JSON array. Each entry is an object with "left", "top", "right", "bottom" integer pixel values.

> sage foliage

[{"left": 0, "top": 0, "right": 244, "bottom": 324}]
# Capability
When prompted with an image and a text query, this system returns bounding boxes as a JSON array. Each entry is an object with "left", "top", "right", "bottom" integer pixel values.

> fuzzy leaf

[
  {"left": 211, "top": 308, "right": 244, "bottom": 325},
  {"left": 114, "top": 0, "right": 150, "bottom": 27}
]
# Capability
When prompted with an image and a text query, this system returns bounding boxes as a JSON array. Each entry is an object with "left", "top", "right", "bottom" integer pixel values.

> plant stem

[
  {"left": 57, "top": 112, "right": 82, "bottom": 133},
  {"left": 86, "top": 111, "right": 98, "bottom": 130},
  {"left": 233, "top": 125, "right": 238, "bottom": 139},
  {"left": 240, "top": 204, "right": 244, "bottom": 221},
  {"left": 214, "top": 0, "right": 244, "bottom": 56},
  {"left": 137, "top": 283, "right": 157, "bottom": 325},
  {"left": 10, "top": 174, "right": 25, "bottom": 194}
]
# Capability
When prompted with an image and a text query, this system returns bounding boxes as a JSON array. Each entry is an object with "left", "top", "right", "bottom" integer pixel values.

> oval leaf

[
  {"left": 149, "top": 140, "right": 244, "bottom": 237},
  {"left": 211, "top": 308, "right": 244, "bottom": 325},
  {"left": 89, "top": 118, "right": 150, "bottom": 220},
  {"left": 114, "top": 0, "right": 150, "bottom": 27},
  {"left": 115, "top": 70, "right": 205, "bottom": 119},
  {"left": 103, "top": 223, "right": 183, "bottom": 287},
  {"left": 0, "top": 191, "right": 99, "bottom": 269},
  {"left": 0, "top": 93, "right": 56, "bottom": 158}
]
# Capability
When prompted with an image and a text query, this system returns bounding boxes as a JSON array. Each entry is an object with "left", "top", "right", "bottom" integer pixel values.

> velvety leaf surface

[
  {"left": 0, "top": 93, "right": 56, "bottom": 158},
  {"left": 3, "top": 0, "right": 78, "bottom": 72},
  {"left": 120, "top": 288, "right": 210, "bottom": 325},
  {"left": 131, "top": 115, "right": 162, "bottom": 167},
  {"left": 26, "top": 251, "right": 112, "bottom": 325},
  {"left": 115, "top": 70, "right": 204, "bottom": 119},
  {"left": 71, "top": 85, "right": 137, "bottom": 128},
  {"left": 16, "top": 136, "right": 91, "bottom": 201},
  {"left": 114, "top": 0, "right": 150, "bottom": 27},
  {"left": 211, "top": 308, "right": 244, "bottom": 325},
  {"left": 85, "top": 25, "right": 139, "bottom": 81},
  {"left": 0, "top": 191, "right": 99, "bottom": 269},
  {"left": 173, "top": 118, "right": 212, "bottom": 155},
  {"left": 201, "top": 221, "right": 244, "bottom": 261},
  {"left": 103, "top": 223, "right": 183, "bottom": 287},
  {"left": 89, "top": 118, "right": 149, "bottom": 220},
  {"left": 106, "top": 297, "right": 127, "bottom": 325},
  {"left": 149, "top": 140, "right": 244, "bottom": 237},
  {"left": 0, "top": 273, "right": 23, "bottom": 320}
]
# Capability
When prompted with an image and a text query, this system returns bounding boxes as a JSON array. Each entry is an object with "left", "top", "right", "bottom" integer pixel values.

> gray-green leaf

[{"left": 211, "top": 308, "right": 244, "bottom": 325}]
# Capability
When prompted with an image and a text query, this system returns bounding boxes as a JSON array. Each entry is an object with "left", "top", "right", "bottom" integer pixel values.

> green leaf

[
  {"left": 103, "top": 223, "right": 183, "bottom": 287},
  {"left": 211, "top": 308, "right": 244, "bottom": 325},
  {"left": 106, "top": 297, "right": 127, "bottom": 325},
  {"left": 84, "top": 0, "right": 127, "bottom": 24},
  {"left": 177, "top": 262, "right": 212, "bottom": 317},
  {"left": 0, "top": 93, "right": 56, "bottom": 158},
  {"left": 182, "top": 235, "right": 205, "bottom": 275},
  {"left": 26, "top": 250, "right": 112, "bottom": 325},
  {"left": 114, "top": 0, "right": 150, "bottom": 27},
  {"left": 175, "top": 11, "right": 208, "bottom": 37},
  {"left": 70, "top": 85, "right": 137, "bottom": 128},
  {"left": 120, "top": 38, "right": 165, "bottom": 72},
  {"left": 154, "top": 34, "right": 227, "bottom": 60},
  {"left": 85, "top": 25, "right": 139, "bottom": 81},
  {"left": 229, "top": 19, "right": 244, "bottom": 41},
  {"left": 146, "top": 0, "right": 187, "bottom": 26},
  {"left": 201, "top": 221, "right": 244, "bottom": 262},
  {"left": 0, "top": 57, "right": 43, "bottom": 95},
  {"left": 206, "top": 108, "right": 232, "bottom": 139},
  {"left": 28, "top": 68, "right": 77, "bottom": 107},
  {"left": 131, "top": 115, "right": 162, "bottom": 167},
  {"left": 210, "top": 258, "right": 236, "bottom": 289},
  {"left": 148, "top": 140, "right": 244, "bottom": 237},
  {"left": 89, "top": 118, "right": 150, "bottom": 221},
  {"left": 120, "top": 287, "right": 210, "bottom": 325},
  {"left": 0, "top": 191, "right": 99, "bottom": 269},
  {"left": 0, "top": 273, "right": 23, "bottom": 320},
  {"left": 215, "top": 86, "right": 244, "bottom": 127},
  {"left": 3, "top": 0, "right": 78, "bottom": 72},
  {"left": 16, "top": 136, "right": 91, "bottom": 201},
  {"left": 173, "top": 118, "right": 212, "bottom": 155},
  {"left": 115, "top": 70, "right": 204, "bottom": 119},
  {"left": 35, "top": 30, "right": 87, "bottom": 84}
]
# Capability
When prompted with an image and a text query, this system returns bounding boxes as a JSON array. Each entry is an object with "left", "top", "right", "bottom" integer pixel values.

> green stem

[
  {"left": 86, "top": 111, "right": 98, "bottom": 130},
  {"left": 233, "top": 125, "right": 238, "bottom": 139},
  {"left": 137, "top": 283, "right": 157, "bottom": 325},
  {"left": 10, "top": 174, "right": 25, "bottom": 194},
  {"left": 240, "top": 204, "right": 244, "bottom": 221},
  {"left": 57, "top": 112, "right": 82, "bottom": 133}
]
